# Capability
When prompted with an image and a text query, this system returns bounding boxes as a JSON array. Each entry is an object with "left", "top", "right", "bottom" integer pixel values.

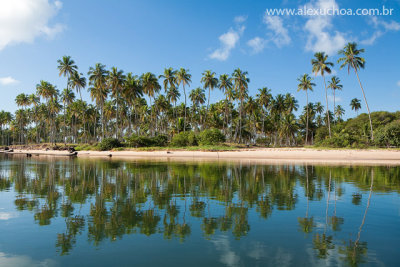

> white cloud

[
  {"left": 247, "top": 37, "right": 266, "bottom": 54},
  {"left": 211, "top": 236, "right": 240, "bottom": 267},
  {"left": 361, "top": 16, "right": 400, "bottom": 45},
  {"left": 303, "top": 0, "right": 347, "bottom": 55},
  {"left": 328, "top": 94, "right": 342, "bottom": 103},
  {"left": 0, "top": 252, "right": 57, "bottom": 267},
  {"left": 263, "top": 15, "right": 291, "bottom": 47},
  {"left": 209, "top": 18, "right": 246, "bottom": 61},
  {"left": 234, "top": 15, "right": 247, "bottom": 24},
  {"left": 0, "top": 76, "right": 19, "bottom": 85},
  {"left": 0, "top": 0, "right": 64, "bottom": 51},
  {"left": 397, "top": 81, "right": 400, "bottom": 87},
  {"left": 0, "top": 212, "right": 16, "bottom": 220}
]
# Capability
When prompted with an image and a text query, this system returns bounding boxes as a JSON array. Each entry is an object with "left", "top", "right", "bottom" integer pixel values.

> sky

[{"left": 0, "top": 0, "right": 399, "bottom": 118}]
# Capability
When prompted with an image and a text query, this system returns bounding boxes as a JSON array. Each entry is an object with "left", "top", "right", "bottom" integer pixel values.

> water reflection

[{"left": 0, "top": 156, "right": 399, "bottom": 266}]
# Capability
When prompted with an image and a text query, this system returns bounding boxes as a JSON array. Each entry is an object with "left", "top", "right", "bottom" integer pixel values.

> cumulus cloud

[
  {"left": 0, "top": 252, "right": 57, "bottom": 267},
  {"left": 361, "top": 16, "right": 400, "bottom": 45},
  {"left": 0, "top": 76, "right": 19, "bottom": 85},
  {"left": 247, "top": 37, "right": 266, "bottom": 54},
  {"left": 234, "top": 15, "right": 247, "bottom": 24},
  {"left": 209, "top": 17, "right": 246, "bottom": 61},
  {"left": 0, "top": 0, "right": 64, "bottom": 50},
  {"left": 303, "top": 0, "right": 347, "bottom": 55},
  {"left": 263, "top": 15, "right": 291, "bottom": 47}
]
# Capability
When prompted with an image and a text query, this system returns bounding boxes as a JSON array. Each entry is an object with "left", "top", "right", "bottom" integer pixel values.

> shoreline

[{"left": 2, "top": 148, "right": 400, "bottom": 165}]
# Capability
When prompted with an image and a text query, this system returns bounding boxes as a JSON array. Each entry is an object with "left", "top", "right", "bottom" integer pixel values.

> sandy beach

[{"left": 3, "top": 148, "right": 400, "bottom": 165}]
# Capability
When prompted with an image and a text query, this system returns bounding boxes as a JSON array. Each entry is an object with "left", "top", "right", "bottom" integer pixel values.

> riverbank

[{"left": 3, "top": 147, "right": 400, "bottom": 165}]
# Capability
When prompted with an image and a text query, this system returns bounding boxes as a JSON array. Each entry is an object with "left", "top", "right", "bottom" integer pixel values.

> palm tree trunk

[
  {"left": 333, "top": 89, "right": 336, "bottom": 124},
  {"left": 323, "top": 75, "right": 331, "bottom": 137},
  {"left": 306, "top": 90, "right": 309, "bottom": 145},
  {"left": 353, "top": 65, "right": 373, "bottom": 140},
  {"left": 116, "top": 91, "right": 119, "bottom": 139},
  {"left": 183, "top": 85, "right": 187, "bottom": 132}
]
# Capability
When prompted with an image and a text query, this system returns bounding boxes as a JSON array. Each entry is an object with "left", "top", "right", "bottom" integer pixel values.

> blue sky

[{"left": 0, "top": 0, "right": 399, "bottom": 118}]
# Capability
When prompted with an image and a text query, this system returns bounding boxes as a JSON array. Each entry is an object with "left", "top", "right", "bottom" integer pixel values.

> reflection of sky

[{"left": 0, "top": 252, "right": 57, "bottom": 267}]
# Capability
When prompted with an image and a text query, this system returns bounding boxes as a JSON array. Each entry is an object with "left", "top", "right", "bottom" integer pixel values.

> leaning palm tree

[
  {"left": 327, "top": 76, "right": 343, "bottom": 122},
  {"left": 311, "top": 52, "right": 334, "bottom": 137},
  {"left": 338, "top": 42, "right": 373, "bottom": 140},
  {"left": 88, "top": 63, "right": 109, "bottom": 140},
  {"left": 107, "top": 67, "right": 125, "bottom": 138},
  {"left": 218, "top": 74, "right": 233, "bottom": 134},
  {"left": 201, "top": 70, "right": 218, "bottom": 118},
  {"left": 176, "top": 68, "right": 192, "bottom": 132},
  {"left": 297, "top": 74, "right": 315, "bottom": 145},
  {"left": 69, "top": 72, "right": 86, "bottom": 100},
  {"left": 350, "top": 98, "right": 361, "bottom": 116}
]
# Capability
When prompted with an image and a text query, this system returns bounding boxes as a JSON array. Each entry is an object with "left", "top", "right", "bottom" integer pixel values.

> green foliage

[
  {"left": 255, "top": 137, "right": 270, "bottom": 146},
  {"left": 170, "top": 132, "right": 198, "bottom": 147},
  {"left": 125, "top": 134, "right": 168, "bottom": 148},
  {"left": 198, "top": 129, "right": 225, "bottom": 146},
  {"left": 98, "top": 138, "right": 122, "bottom": 151},
  {"left": 375, "top": 120, "right": 400, "bottom": 147}
]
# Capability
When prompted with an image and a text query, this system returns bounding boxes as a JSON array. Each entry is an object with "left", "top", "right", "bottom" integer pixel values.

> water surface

[{"left": 0, "top": 155, "right": 399, "bottom": 266}]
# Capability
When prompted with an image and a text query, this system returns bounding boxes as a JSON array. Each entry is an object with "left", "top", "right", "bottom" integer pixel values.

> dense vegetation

[{"left": 0, "top": 42, "right": 396, "bottom": 149}]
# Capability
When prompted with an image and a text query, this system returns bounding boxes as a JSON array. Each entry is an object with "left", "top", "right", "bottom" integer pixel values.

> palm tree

[
  {"left": 107, "top": 67, "right": 125, "bottom": 139},
  {"left": 141, "top": 72, "right": 161, "bottom": 136},
  {"left": 167, "top": 87, "right": 180, "bottom": 132},
  {"left": 297, "top": 74, "right": 315, "bottom": 145},
  {"left": 57, "top": 56, "right": 78, "bottom": 100},
  {"left": 218, "top": 74, "right": 233, "bottom": 134},
  {"left": 88, "top": 63, "right": 108, "bottom": 140},
  {"left": 327, "top": 76, "right": 343, "bottom": 122},
  {"left": 338, "top": 42, "right": 373, "bottom": 140},
  {"left": 311, "top": 52, "right": 334, "bottom": 137},
  {"left": 201, "top": 70, "right": 218, "bottom": 120},
  {"left": 189, "top": 88, "right": 205, "bottom": 130},
  {"left": 350, "top": 98, "right": 361, "bottom": 116},
  {"left": 335, "top": 105, "right": 345, "bottom": 121},
  {"left": 232, "top": 68, "right": 250, "bottom": 143},
  {"left": 123, "top": 73, "right": 143, "bottom": 135},
  {"left": 69, "top": 72, "right": 86, "bottom": 100},
  {"left": 256, "top": 87, "right": 272, "bottom": 138},
  {"left": 61, "top": 88, "right": 75, "bottom": 143},
  {"left": 176, "top": 68, "right": 192, "bottom": 132},
  {"left": 159, "top": 68, "right": 177, "bottom": 93}
]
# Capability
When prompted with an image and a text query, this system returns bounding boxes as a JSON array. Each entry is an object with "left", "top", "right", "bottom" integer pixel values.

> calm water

[{"left": 0, "top": 155, "right": 399, "bottom": 266}]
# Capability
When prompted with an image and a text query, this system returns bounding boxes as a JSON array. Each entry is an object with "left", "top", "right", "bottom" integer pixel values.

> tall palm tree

[
  {"left": 159, "top": 68, "right": 177, "bottom": 93},
  {"left": 141, "top": 72, "right": 161, "bottom": 136},
  {"left": 107, "top": 67, "right": 125, "bottom": 138},
  {"left": 256, "top": 87, "right": 272, "bottom": 138},
  {"left": 311, "top": 52, "right": 334, "bottom": 137},
  {"left": 123, "top": 73, "right": 143, "bottom": 134},
  {"left": 335, "top": 105, "right": 345, "bottom": 121},
  {"left": 350, "top": 98, "right": 361, "bottom": 116},
  {"left": 201, "top": 70, "right": 218, "bottom": 119},
  {"left": 167, "top": 87, "right": 181, "bottom": 132},
  {"left": 88, "top": 63, "right": 109, "bottom": 140},
  {"left": 189, "top": 88, "right": 205, "bottom": 130},
  {"left": 61, "top": 88, "right": 75, "bottom": 143},
  {"left": 327, "top": 76, "right": 343, "bottom": 122},
  {"left": 176, "top": 68, "right": 192, "bottom": 132},
  {"left": 232, "top": 68, "right": 250, "bottom": 143},
  {"left": 218, "top": 74, "right": 233, "bottom": 134},
  {"left": 297, "top": 74, "right": 315, "bottom": 145},
  {"left": 69, "top": 72, "right": 86, "bottom": 100},
  {"left": 338, "top": 42, "right": 373, "bottom": 140},
  {"left": 57, "top": 56, "right": 78, "bottom": 99}
]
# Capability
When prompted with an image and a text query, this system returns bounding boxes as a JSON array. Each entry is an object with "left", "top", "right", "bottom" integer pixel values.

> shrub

[
  {"left": 256, "top": 137, "right": 270, "bottom": 146},
  {"left": 98, "top": 138, "right": 122, "bottom": 151},
  {"left": 375, "top": 120, "right": 400, "bottom": 147},
  {"left": 125, "top": 134, "right": 168, "bottom": 147},
  {"left": 198, "top": 129, "right": 225, "bottom": 146},
  {"left": 152, "top": 135, "right": 168, "bottom": 147},
  {"left": 171, "top": 132, "right": 189, "bottom": 147}
]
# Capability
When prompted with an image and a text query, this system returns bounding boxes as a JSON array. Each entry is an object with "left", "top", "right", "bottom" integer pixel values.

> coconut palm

[
  {"left": 88, "top": 63, "right": 109, "bottom": 140},
  {"left": 107, "top": 67, "right": 125, "bottom": 138},
  {"left": 218, "top": 74, "right": 233, "bottom": 134},
  {"left": 327, "top": 76, "right": 343, "bottom": 122},
  {"left": 69, "top": 72, "right": 86, "bottom": 100},
  {"left": 350, "top": 98, "right": 361, "bottom": 116},
  {"left": 123, "top": 73, "right": 143, "bottom": 134},
  {"left": 141, "top": 72, "right": 161, "bottom": 136},
  {"left": 176, "top": 68, "right": 192, "bottom": 132},
  {"left": 61, "top": 88, "right": 75, "bottom": 143},
  {"left": 311, "top": 52, "right": 334, "bottom": 137},
  {"left": 189, "top": 88, "right": 205, "bottom": 130},
  {"left": 335, "top": 105, "right": 345, "bottom": 121},
  {"left": 256, "top": 87, "right": 272, "bottom": 138},
  {"left": 338, "top": 42, "right": 373, "bottom": 140},
  {"left": 297, "top": 74, "right": 315, "bottom": 145},
  {"left": 201, "top": 70, "right": 218, "bottom": 119},
  {"left": 232, "top": 68, "right": 250, "bottom": 143},
  {"left": 159, "top": 68, "right": 177, "bottom": 93},
  {"left": 57, "top": 56, "right": 78, "bottom": 100}
]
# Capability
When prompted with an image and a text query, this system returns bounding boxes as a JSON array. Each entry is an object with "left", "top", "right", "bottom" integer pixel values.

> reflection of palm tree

[{"left": 298, "top": 165, "right": 315, "bottom": 233}]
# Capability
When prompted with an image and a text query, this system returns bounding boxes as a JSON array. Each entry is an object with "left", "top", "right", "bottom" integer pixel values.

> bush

[
  {"left": 198, "top": 129, "right": 225, "bottom": 146},
  {"left": 98, "top": 138, "right": 122, "bottom": 151},
  {"left": 375, "top": 120, "right": 400, "bottom": 147},
  {"left": 125, "top": 134, "right": 168, "bottom": 147},
  {"left": 256, "top": 137, "right": 270, "bottom": 146}
]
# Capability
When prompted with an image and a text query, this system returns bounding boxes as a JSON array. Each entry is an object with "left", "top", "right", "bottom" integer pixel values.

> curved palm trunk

[
  {"left": 353, "top": 65, "right": 374, "bottom": 140},
  {"left": 323, "top": 75, "right": 331, "bottom": 137}
]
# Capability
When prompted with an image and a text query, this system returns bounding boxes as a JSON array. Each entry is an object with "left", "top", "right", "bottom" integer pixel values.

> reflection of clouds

[
  {"left": 211, "top": 235, "right": 240, "bottom": 267},
  {"left": 247, "top": 242, "right": 267, "bottom": 260},
  {"left": 0, "top": 252, "right": 57, "bottom": 267},
  {"left": 0, "top": 212, "right": 16, "bottom": 220}
]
